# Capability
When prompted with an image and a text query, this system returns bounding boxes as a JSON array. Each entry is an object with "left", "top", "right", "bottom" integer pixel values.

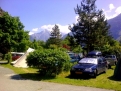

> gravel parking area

[{"left": 0, "top": 66, "right": 114, "bottom": 91}]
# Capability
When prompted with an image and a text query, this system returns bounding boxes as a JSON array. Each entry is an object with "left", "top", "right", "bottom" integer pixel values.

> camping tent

[{"left": 12, "top": 48, "right": 35, "bottom": 68}]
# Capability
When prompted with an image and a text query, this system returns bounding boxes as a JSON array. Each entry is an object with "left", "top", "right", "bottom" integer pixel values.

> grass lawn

[{"left": 1, "top": 64, "right": 121, "bottom": 91}]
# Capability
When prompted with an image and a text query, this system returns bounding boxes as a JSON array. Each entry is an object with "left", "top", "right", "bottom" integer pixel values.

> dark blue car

[{"left": 70, "top": 57, "right": 107, "bottom": 78}]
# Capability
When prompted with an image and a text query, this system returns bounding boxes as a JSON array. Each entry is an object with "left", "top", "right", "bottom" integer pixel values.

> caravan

[
  {"left": 11, "top": 48, "right": 35, "bottom": 68},
  {"left": 11, "top": 52, "right": 24, "bottom": 61}
]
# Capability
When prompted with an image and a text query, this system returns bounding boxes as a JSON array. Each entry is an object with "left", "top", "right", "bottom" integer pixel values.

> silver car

[{"left": 105, "top": 55, "right": 117, "bottom": 68}]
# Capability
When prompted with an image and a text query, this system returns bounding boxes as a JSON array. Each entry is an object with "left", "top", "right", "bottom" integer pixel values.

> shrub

[
  {"left": 4, "top": 52, "right": 12, "bottom": 63},
  {"left": 26, "top": 49, "right": 71, "bottom": 76}
]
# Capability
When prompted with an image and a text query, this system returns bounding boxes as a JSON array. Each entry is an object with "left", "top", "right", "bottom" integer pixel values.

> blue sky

[{"left": 0, "top": 0, "right": 121, "bottom": 35}]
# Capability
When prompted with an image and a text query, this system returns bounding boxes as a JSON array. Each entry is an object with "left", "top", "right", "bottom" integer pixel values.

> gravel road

[{"left": 0, "top": 66, "right": 114, "bottom": 91}]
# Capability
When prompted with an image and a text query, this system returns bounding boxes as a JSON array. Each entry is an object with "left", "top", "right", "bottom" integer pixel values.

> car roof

[
  {"left": 11, "top": 52, "right": 24, "bottom": 55},
  {"left": 86, "top": 50, "right": 102, "bottom": 57}
]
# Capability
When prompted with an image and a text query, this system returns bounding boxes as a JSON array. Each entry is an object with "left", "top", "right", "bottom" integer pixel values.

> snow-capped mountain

[
  {"left": 30, "top": 29, "right": 50, "bottom": 42},
  {"left": 30, "top": 29, "right": 67, "bottom": 42}
]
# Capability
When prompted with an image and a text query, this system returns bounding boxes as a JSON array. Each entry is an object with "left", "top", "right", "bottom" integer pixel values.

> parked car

[
  {"left": 70, "top": 54, "right": 82, "bottom": 63},
  {"left": 70, "top": 57, "right": 107, "bottom": 78},
  {"left": 105, "top": 55, "right": 117, "bottom": 68}
]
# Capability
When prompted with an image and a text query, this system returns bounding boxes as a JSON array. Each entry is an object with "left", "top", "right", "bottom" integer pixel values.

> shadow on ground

[
  {"left": 108, "top": 75, "right": 121, "bottom": 82},
  {"left": 66, "top": 74, "right": 95, "bottom": 80},
  {"left": 10, "top": 73, "right": 56, "bottom": 81},
  {"left": 11, "top": 73, "right": 102, "bottom": 81}
]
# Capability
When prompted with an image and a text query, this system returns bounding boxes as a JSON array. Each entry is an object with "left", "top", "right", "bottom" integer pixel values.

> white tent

[{"left": 12, "top": 48, "right": 35, "bottom": 68}]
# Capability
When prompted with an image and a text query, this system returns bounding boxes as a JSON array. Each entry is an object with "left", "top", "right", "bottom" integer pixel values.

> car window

[
  {"left": 105, "top": 55, "right": 116, "bottom": 59},
  {"left": 102, "top": 57, "right": 106, "bottom": 62},
  {"left": 70, "top": 56, "right": 76, "bottom": 59},
  {"left": 112, "top": 55, "right": 116, "bottom": 58},
  {"left": 98, "top": 58, "right": 103, "bottom": 63},
  {"left": 105, "top": 55, "right": 112, "bottom": 58}
]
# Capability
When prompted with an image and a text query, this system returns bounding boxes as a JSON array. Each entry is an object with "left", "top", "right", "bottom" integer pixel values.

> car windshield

[
  {"left": 70, "top": 56, "right": 76, "bottom": 59},
  {"left": 78, "top": 58, "right": 97, "bottom": 64}
]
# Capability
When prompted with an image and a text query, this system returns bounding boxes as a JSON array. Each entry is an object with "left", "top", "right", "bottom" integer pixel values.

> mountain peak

[{"left": 29, "top": 29, "right": 67, "bottom": 42}]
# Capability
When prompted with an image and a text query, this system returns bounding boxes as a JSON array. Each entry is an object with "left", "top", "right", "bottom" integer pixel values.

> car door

[
  {"left": 97, "top": 58, "right": 103, "bottom": 73},
  {"left": 109, "top": 56, "right": 114, "bottom": 66},
  {"left": 106, "top": 55, "right": 114, "bottom": 66}
]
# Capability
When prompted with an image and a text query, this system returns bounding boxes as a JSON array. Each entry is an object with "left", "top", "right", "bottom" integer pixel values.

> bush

[
  {"left": 26, "top": 49, "right": 71, "bottom": 76},
  {"left": 4, "top": 52, "right": 12, "bottom": 63}
]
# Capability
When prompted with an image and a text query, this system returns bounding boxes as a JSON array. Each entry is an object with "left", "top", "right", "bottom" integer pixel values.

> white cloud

[
  {"left": 29, "top": 28, "right": 40, "bottom": 35},
  {"left": 41, "top": 24, "right": 71, "bottom": 34},
  {"left": 32, "top": 28, "right": 39, "bottom": 31},
  {"left": 41, "top": 24, "right": 53, "bottom": 32},
  {"left": 103, "top": 4, "right": 121, "bottom": 20},
  {"left": 58, "top": 24, "right": 71, "bottom": 34},
  {"left": 29, "top": 32, "right": 34, "bottom": 35},
  {"left": 115, "top": 6, "right": 121, "bottom": 15},
  {"left": 75, "top": 15, "right": 79, "bottom": 23},
  {"left": 109, "top": 4, "right": 115, "bottom": 10},
  {"left": 29, "top": 24, "right": 71, "bottom": 35}
]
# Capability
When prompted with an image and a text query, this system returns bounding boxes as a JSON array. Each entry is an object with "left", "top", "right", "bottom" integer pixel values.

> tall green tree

[
  {"left": 46, "top": 24, "right": 62, "bottom": 47},
  {"left": 69, "top": 0, "right": 112, "bottom": 52},
  {"left": 29, "top": 39, "right": 45, "bottom": 50},
  {"left": 0, "top": 8, "right": 30, "bottom": 54},
  {"left": 62, "top": 34, "right": 82, "bottom": 52}
]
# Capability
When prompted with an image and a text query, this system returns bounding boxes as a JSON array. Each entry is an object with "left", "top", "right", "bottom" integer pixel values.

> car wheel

[
  {"left": 104, "top": 67, "right": 107, "bottom": 73},
  {"left": 92, "top": 70, "right": 97, "bottom": 78},
  {"left": 108, "top": 65, "right": 111, "bottom": 69}
]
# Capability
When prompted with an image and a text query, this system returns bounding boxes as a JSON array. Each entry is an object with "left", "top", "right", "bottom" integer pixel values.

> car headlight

[{"left": 85, "top": 68, "right": 92, "bottom": 72}]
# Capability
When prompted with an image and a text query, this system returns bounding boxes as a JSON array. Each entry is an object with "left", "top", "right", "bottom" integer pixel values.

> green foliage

[
  {"left": 29, "top": 39, "right": 45, "bottom": 50},
  {"left": 101, "top": 39, "right": 121, "bottom": 56},
  {"left": 26, "top": 49, "right": 71, "bottom": 76},
  {"left": 72, "top": 45, "right": 83, "bottom": 53},
  {"left": 58, "top": 47, "right": 68, "bottom": 52},
  {"left": 0, "top": 8, "right": 30, "bottom": 53},
  {"left": 4, "top": 52, "right": 12, "bottom": 63},
  {"left": 62, "top": 34, "right": 83, "bottom": 53},
  {"left": 69, "top": 0, "right": 112, "bottom": 52},
  {"left": 48, "top": 44, "right": 58, "bottom": 49}
]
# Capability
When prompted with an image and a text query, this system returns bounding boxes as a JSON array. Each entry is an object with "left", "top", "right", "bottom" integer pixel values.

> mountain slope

[
  {"left": 108, "top": 14, "right": 121, "bottom": 39},
  {"left": 30, "top": 30, "right": 50, "bottom": 42},
  {"left": 30, "top": 30, "right": 66, "bottom": 42}
]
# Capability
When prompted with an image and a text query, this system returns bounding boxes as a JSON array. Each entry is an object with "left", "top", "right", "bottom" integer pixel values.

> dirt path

[{"left": 0, "top": 66, "right": 114, "bottom": 91}]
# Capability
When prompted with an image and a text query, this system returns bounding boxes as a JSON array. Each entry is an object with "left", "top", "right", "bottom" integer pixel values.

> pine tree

[
  {"left": 46, "top": 24, "right": 62, "bottom": 47},
  {"left": 69, "top": 0, "right": 112, "bottom": 52}
]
